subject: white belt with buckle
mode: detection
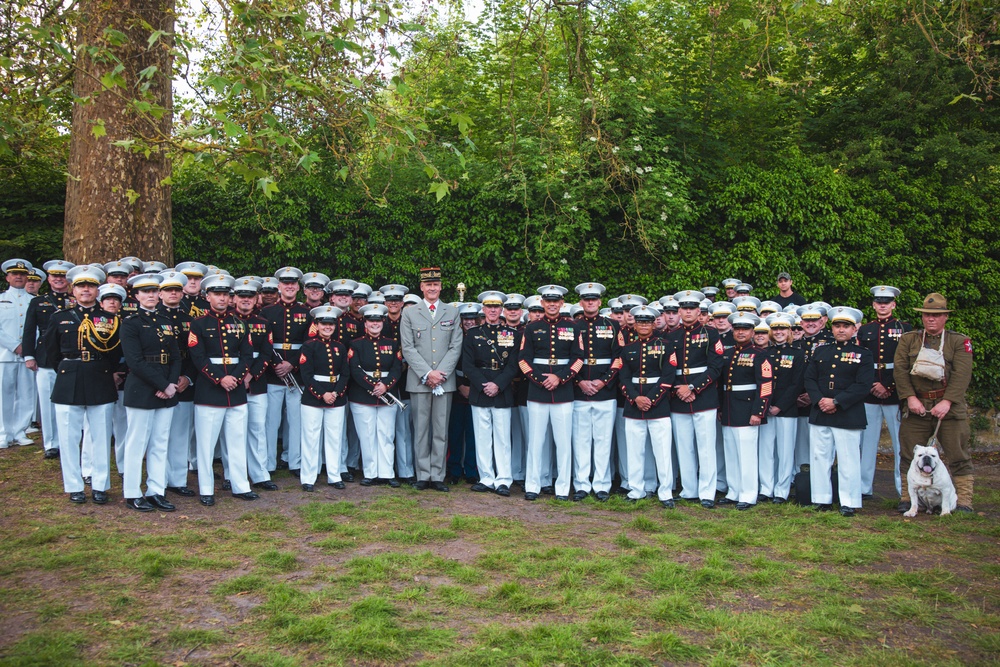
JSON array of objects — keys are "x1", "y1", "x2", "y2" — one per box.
[
  {"x1": 313, "y1": 374, "x2": 338, "y2": 383},
  {"x1": 273, "y1": 343, "x2": 302, "y2": 351},
  {"x1": 209, "y1": 357, "x2": 238, "y2": 364},
  {"x1": 631, "y1": 376, "x2": 660, "y2": 384},
  {"x1": 533, "y1": 358, "x2": 570, "y2": 365},
  {"x1": 364, "y1": 370, "x2": 384, "y2": 378},
  {"x1": 586, "y1": 358, "x2": 613, "y2": 365},
  {"x1": 676, "y1": 366, "x2": 707, "y2": 376},
  {"x1": 876, "y1": 362, "x2": 894, "y2": 369},
  {"x1": 728, "y1": 384, "x2": 756, "y2": 392}
]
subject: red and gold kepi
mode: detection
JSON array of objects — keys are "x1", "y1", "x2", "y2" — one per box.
[{"x1": 419, "y1": 267, "x2": 442, "y2": 283}]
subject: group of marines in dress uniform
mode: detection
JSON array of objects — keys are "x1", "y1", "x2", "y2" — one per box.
[{"x1": 0, "y1": 258, "x2": 976, "y2": 516}]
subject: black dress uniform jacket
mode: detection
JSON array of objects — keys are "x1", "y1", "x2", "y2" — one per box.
[
  {"x1": 462, "y1": 322, "x2": 521, "y2": 408},
  {"x1": 667, "y1": 323, "x2": 725, "y2": 414},
  {"x1": 719, "y1": 343, "x2": 773, "y2": 427},
  {"x1": 795, "y1": 329, "x2": 835, "y2": 417},
  {"x1": 572, "y1": 315, "x2": 623, "y2": 402},
  {"x1": 261, "y1": 300, "x2": 312, "y2": 386},
  {"x1": 44, "y1": 304, "x2": 121, "y2": 405},
  {"x1": 857, "y1": 317, "x2": 911, "y2": 405},
  {"x1": 187, "y1": 311, "x2": 252, "y2": 407},
  {"x1": 22, "y1": 292, "x2": 73, "y2": 368},
  {"x1": 804, "y1": 342, "x2": 875, "y2": 430},
  {"x1": 157, "y1": 304, "x2": 197, "y2": 402},
  {"x1": 238, "y1": 312, "x2": 272, "y2": 395},
  {"x1": 348, "y1": 336, "x2": 403, "y2": 405},
  {"x1": 767, "y1": 342, "x2": 805, "y2": 417},
  {"x1": 510, "y1": 322, "x2": 529, "y2": 408},
  {"x1": 120, "y1": 308, "x2": 182, "y2": 409},
  {"x1": 181, "y1": 293, "x2": 210, "y2": 319},
  {"x1": 299, "y1": 336, "x2": 349, "y2": 408},
  {"x1": 339, "y1": 312, "x2": 364, "y2": 345},
  {"x1": 618, "y1": 336, "x2": 677, "y2": 420},
  {"x1": 518, "y1": 315, "x2": 585, "y2": 404}
]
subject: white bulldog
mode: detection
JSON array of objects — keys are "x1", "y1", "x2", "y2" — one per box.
[{"x1": 904, "y1": 444, "x2": 958, "y2": 517}]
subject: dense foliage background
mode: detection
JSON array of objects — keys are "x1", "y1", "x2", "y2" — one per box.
[{"x1": 2, "y1": 0, "x2": 997, "y2": 404}]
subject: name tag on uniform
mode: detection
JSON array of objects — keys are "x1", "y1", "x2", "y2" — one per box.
[
  {"x1": 497, "y1": 331, "x2": 515, "y2": 347},
  {"x1": 596, "y1": 326, "x2": 614, "y2": 339},
  {"x1": 557, "y1": 327, "x2": 575, "y2": 341},
  {"x1": 840, "y1": 351, "x2": 862, "y2": 364}
]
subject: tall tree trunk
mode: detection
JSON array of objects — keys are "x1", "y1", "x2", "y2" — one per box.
[{"x1": 64, "y1": 0, "x2": 174, "y2": 265}]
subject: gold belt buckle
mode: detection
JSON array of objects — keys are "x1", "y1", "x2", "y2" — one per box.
[
  {"x1": 549, "y1": 357, "x2": 557, "y2": 365},
  {"x1": 639, "y1": 378, "x2": 648, "y2": 385},
  {"x1": 681, "y1": 368, "x2": 690, "y2": 375},
  {"x1": 373, "y1": 371, "x2": 382, "y2": 380},
  {"x1": 281, "y1": 344, "x2": 291, "y2": 350},
  {"x1": 491, "y1": 360, "x2": 499, "y2": 371},
  {"x1": 587, "y1": 358, "x2": 597, "y2": 365},
  {"x1": 829, "y1": 381, "x2": 835, "y2": 390},
  {"x1": 81, "y1": 350, "x2": 91, "y2": 362},
  {"x1": 160, "y1": 353, "x2": 168, "y2": 364}
]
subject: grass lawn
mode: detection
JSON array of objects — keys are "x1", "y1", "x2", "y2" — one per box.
[{"x1": 1, "y1": 442, "x2": 998, "y2": 666}]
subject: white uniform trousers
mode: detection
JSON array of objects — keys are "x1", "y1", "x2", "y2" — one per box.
[
  {"x1": 0, "y1": 361, "x2": 34, "y2": 443},
  {"x1": 122, "y1": 406, "x2": 174, "y2": 498},
  {"x1": 55, "y1": 402, "x2": 113, "y2": 493},
  {"x1": 794, "y1": 415, "x2": 811, "y2": 472},
  {"x1": 809, "y1": 424, "x2": 862, "y2": 508},
  {"x1": 266, "y1": 384, "x2": 301, "y2": 470},
  {"x1": 722, "y1": 425, "x2": 759, "y2": 504},
  {"x1": 671, "y1": 410, "x2": 718, "y2": 501},
  {"x1": 509, "y1": 405, "x2": 527, "y2": 481},
  {"x1": 572, "y1": 399, "x2": 616, "y2": 494},
  {"x1": 394, "y1": 398, "x2": 415, "y2": 478},
  {"x1": 301, "y1": 404, "x2": 346, "y2": 485},
  {"x1": 759, "y1": 416, "x2": 797, "y2": 500},
  {"x1": 166, "y1": 401, "x2": 194, "y2": 487},
  {"x1": 862, "y1": 403, "x2": 902, "y2": 497},
  {"x1": 195, "y1": 404, "x2": 249, "y2": 496},
  {"x1": 525, "y1": 401, "x2": 572, "y2": 495},
  {"x1": 112, "y1": 390, "x2": 127, "y2": 473},
  {"x1": 35, "y1": 367, "x2": 58, "y2": 450},
  {"x1": 351, "y1": 402, "x2": 397, "y2": 480},
  {"x1": 245, "y1": 393, "x2": 270, "y2": 484},
  {"x1": 624, "y1": 417, "x2": 673, "y2": 501},
  {"x1": 471, "y1": 405, "x2": 513, "y2": 489}
]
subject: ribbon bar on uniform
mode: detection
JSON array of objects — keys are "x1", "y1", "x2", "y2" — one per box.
[
  {"x1": 533, "y1": 358, "x2": 570, "y2": 365},
  {"x1": 676, "y1": 366, "x2": 708, "y2": 376}
]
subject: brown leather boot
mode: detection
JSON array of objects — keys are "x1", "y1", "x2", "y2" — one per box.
[{"x1": 953, "y1": 475, "x2": 974, "y2": 512}]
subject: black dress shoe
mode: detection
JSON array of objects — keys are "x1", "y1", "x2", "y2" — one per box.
[
  {"x1": 736, "y1": 502, "x2": 753, "y2": 511},
  {"x1": 92, "y1": 491, "x2": 109, "y2": 504},
  {"x1": 221, "y1": 480, "x2": 232, "y2": 491},
  {"x1": 360, "y1": 478, "x2": 374, "y2": 487},
  {"x1": 445, "y1": 475, "x2": 460, "y2": 485},
  {"x1": 680, "y1": 496, "x2": 699, "y2": 503},
  {"x1": 896, "y1": 501, "x2": 912, "y2": 514},
  {"x1": 44, "y1": 448, "x2": 60, "y2": 459},
  {"x1": 342, "y1": 471, "x2": 355, "y2": 483},
  {"x1": 69, "y1": 491, "x2": 86, "y2": 504},
  {"x1": 413, "y1": 480, "x2": 429, "y2": 490},
  {"x1": 388, "y1": 479, "x2": 401, "y2": 488},
  {"x1": 233, "y1": 491, "x2": 259, "y2": 500},
  {"x1": 496, "y1": 485, "x2": 510, "y2": 497},
  {"x1": 431, "y1": 482, "x2": 450, "y2": 492},
  {"x1": 757, "y1": 494, "x2": 771, "y2": 503},
  {"x1": 661, "y1": 499, "x2": 676, "y2": 509},
  {"x1": 572, "y1": 490, "x2": 589, "y2": 502},
  {"x1": 862, "y1": 493, "x2": 874, "y2": 500},
  {"x1": 595, "y1": 491, "x2": 610, "y2": 502},
  {"x1": 127, "y1": 497, "x2": 155, "y2": 512},
  {"x1": 253, "y1": 481, "x2": 279, "y2": 490},
  {"x1": 815, "y1": 503, "x2": 833, "y2": 512},
  {"x1": 301, "y1": 484, "x2": 315, "y2": 492},
  {"x1": 167, "y1": 486, "x2": 196, "y2": 497},
  {"x1": 470, "y1": 483, "x2": 490, "y2": 493},
  {"x1": 555, "y1": 495, "x2": 569, "y2": 501},
  {"x1": 772, "y1": 497, "x2": 786, "y2": 504},
  {"x1": 524, "y1": 492, "x2": 538, "y2": 501},
  {"x1": 717, "y1": 497, "x2": 736, "y2": 506},
  {"x1": 200, "y1": 495, "x2": 215, "y2": 506},
  {"x1": 289, "y1": 469, "x2": 301, "y2": 478},
  {"x1": 276, "y1": 460, "x2": 289, "y2": 470},
  {"x1": 146, "y1": 495, "x2": 176, "y2": 511},
  {"x1": 625, "y1": 496, "x2": 640, "y2": 503},
  {"x1": 540, "y1": 485, "x2": 555, "y2": 495},
  {"x1": 839, "y1": 505, "x2": 856, "y2": 517},
  {"x1": 329, "y1": 481, "x2": 346, "y2": 490},
  {"x1": 83, "y1": 476, "x2": 92, "y2": 487},
  {"x1": 701, "y1": 500, "x2": 715, "y2": 509}
]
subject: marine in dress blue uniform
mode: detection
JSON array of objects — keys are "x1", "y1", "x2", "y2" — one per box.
[
  {"x1": 757, "y1": 313, "x2": 805, "y2": 503},
  {"x1": 792, "y1": 304, "x2": 835, "y2": 472}
]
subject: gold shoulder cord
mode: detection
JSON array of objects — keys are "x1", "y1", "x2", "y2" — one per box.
[{"x1": 77, "y1": 314, "x2": 121, "y2": 353}]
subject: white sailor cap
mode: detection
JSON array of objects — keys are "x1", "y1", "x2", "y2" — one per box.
[
  {"x1": 2, "y1": 258, "x2": 33, "y2": 274},
  {"x1": 233, "y1": 277, "x2": 262, "y2": 295},
  {"x1": 575, "y1": 282, "x2": 606, "y2": 299},
  {"x1": 128, "y1": 273, "x2": 163, "y2": 290},
  {"x1": 202, "y1": 273, "x2": 235, "y2": 293},
  {"x1": 721, "y1": 278, "x2": 741, "y2": 290},
  {"x1": 402, "y1": 293, "x2": 421, "y2": 306},
  {"x1": 782, "y1": 304, "x2": 799, "y2": 315},
  {"x1": 274, "y1": 266, "x2": 303, "y2": 283},
  {"x1": 302, "y1": 272, "x2": 330, "y2": 289},
  {"x1": 658, "y1": 295, "x2": 680, "y2": 311},
  {"x1": 98, "y1": 284, "x2": 127, "y2": 302},
  {"x1": 758, "y1": 300, "x2": 781, "y2": 315},
  {"x1": 648, "y1": 301, "x2": 664, "y2": 313},
  {"x1": 701, "y1": 286, "x2": 720, "y2": 297},
  {"x1": 728, "y1": 312, "x2": 761, "y2": 328},
  {"x1": 558, "y1": 304, "x2": 572, "y2": 317},
  {"x1": 828, "y1": 306, "x2": 863, "y2": 326},
  {"x1": 504, "y1": 293, "x2": 525, "y2": 308},
  {"x1": 608, "y1": 297, "x2": 623, "y2": 312},
  {"x1": 735, "y1": 282, "x2": 753, "y2": 294},
  {"x1": 379, "y1": 284, "x2": 409, "y2": 301},
  {"x1": 709, "y1": 301, "x2": 736, "y2": 317},
  {"x1": 367, "y1": 291, "x2": 386, "y2": 305},
  {"x1": 27, "y1": 267, "x2": 44, "y2": 282},
  {"x1": 673, "y1": 290, "x2": 704, "y2": 307},
  {"x1": 870, "y1": 285, "x2": 901, "y2": 302},
  {"x1": 797, "y1": 303, "x2": 827, "y2": 320},
  {"x1": 360, "y1": 303, "x2": 389, "y2": 320},
  {"x1": 103, "y1": 260, "x2": 132, "y2": 276},
  {"x1": 732, "y1": 296, "x2": 761, "y2": 313},
  {"x1": 175, "y1": 261, "x2": 209, "y2": 277},
  {"x1": 754, "y1": 319, "x2": 771, "y2": 334},
  {"x1": 119, "y1": 256, "x2": 143, "y2": 273},
  {"x1": 478, "y1": 290, "x2": 507, "y2": 306},
  {"x1": 814, "y1": 301, "x2": 833, "y2": 313},
  {"x1": 630, "y1": 305, "x2": 657, "y2": 322},
  {"x1": 326, "y1": 278, "x2": 358, "y2": 295},
  {"x1": 158, "y1": 271, "x2": 186, "y2": 290},
  {"x1": 619, "y1": 294, "x2": 648, "y2": 309},
  {"x1": 700, "y1": 299, "x2": 711, "y2": 312},
  {"x1": 599, "y1": 307, "x2": 612, "y2": 317},
  {"x1": 143, "y1": 261, "x2": 168, "y2": 273},
  {"x1": 537, "y1": 284, "x2": 569, "y2": 300},
  {"x1": 259, "y1": 277, "x2": 280, "y2": 292},
  {"x1": 42, "y1": 260, "x2": 74, "y2": 275},
  {"x1": 458, "y1": 302, "x2": 482, "y2": 319},
  {"x1": 310, "y1": 305, "x2": 343, "y2": 323},
  {"x1": 353, "y1": 282, "x2": 373, "y2": 298},
  {"x1": 67, "y1": 265, "x2": 105, "y2": 285},
  {"x1": 765, "y1": 313, "x2": 796, "y2": 329},
  {"x1": 569, "y1": 304, "x2": 584, "y2": 317},
  {"x1": 524, "y1": 294, "x2": 544, "y2": 311}
]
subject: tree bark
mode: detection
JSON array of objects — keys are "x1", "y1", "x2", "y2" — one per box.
[{"x1": 64, "y1": 0, "x2": 174, "y2": 265}]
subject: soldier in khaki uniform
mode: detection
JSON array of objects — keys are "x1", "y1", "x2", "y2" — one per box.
[{"x1": 894, "y1": 293, "x2": 974, "y2": 512}]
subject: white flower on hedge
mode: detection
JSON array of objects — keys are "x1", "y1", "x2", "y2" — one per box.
[
  {"x1": 662, "y1": 146, "x2": 670, "y2": 153},
  {"x1": 612, "y1": 146, "x2": 619, "y2": 153},
  {"x1": 666, "y1": 191, "x2": 673, "y2": 197},
  {"x1": 589, "y1": 136, "x2": 597, "y2": 142},
  {"x1": 660, "y1": 212, "x2": 668, "y2": 221},
  {"x1": 672, "y1": 243, "x2": 678, "y2": 251},
  {"x1": 560, "y1": 258, "x2": 568, "y2": 264},
  {"x1": 628, "y1": 75, "x2": 636, "y2": 83},
  {"x1": 633, "y1": 145, "x2": 642, "y2": 151},
  {"x1": 570, "y1": 206, "x2": 578, "y2": 211},
  {"x1": 643, "y1": 106, "x2": 654, "y2": 113},
  {"x1": 563, "y1": 191, "x2": 571, "y2": 199}
]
